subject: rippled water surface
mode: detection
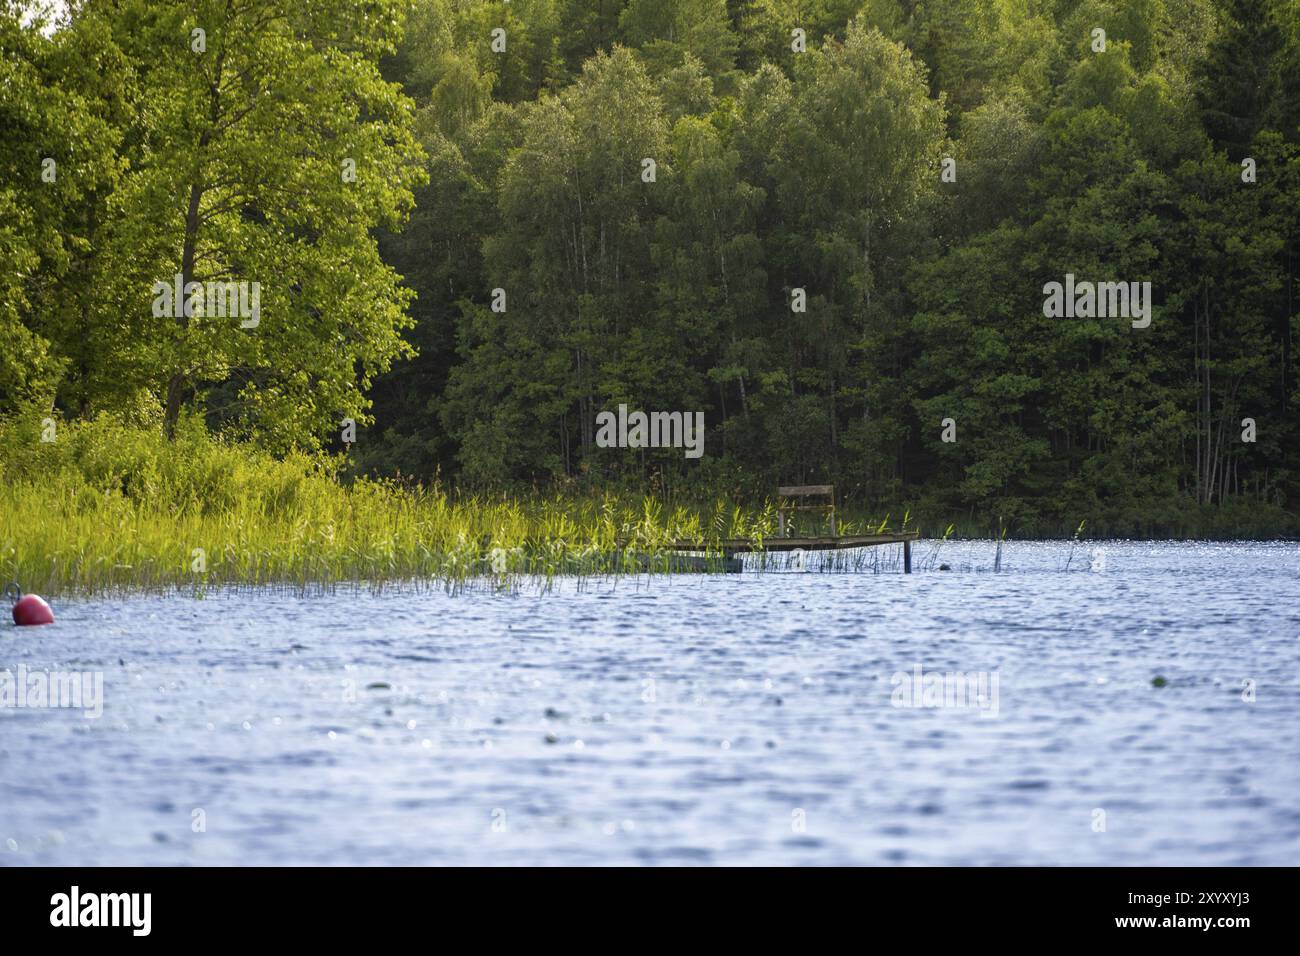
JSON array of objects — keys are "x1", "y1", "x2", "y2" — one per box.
[{"x1": 3, "y1": 540, "x2": 1299, "y2": 865}]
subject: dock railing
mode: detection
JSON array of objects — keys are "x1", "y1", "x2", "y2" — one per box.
[{"x1": 777, "y1": 484, "x2": 836, "y2": 537}]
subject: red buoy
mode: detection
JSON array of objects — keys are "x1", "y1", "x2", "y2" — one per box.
[{"x1": 7, "y1": 584, "x2": 54, "y2": 626}]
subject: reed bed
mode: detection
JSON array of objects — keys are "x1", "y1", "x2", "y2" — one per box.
[
  {"x1": 0, "y1": 415, "x2": 917, "y2": 598},
  {"x1": 0, "y1": 474, "x2": 755, "y2": 598}
]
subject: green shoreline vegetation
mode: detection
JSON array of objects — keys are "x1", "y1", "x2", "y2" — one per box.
[
  {"x1": 1, "y1": 415, "x2": 1292, "y2": 599},
  {"x1": 1, "y1": 414, "x2": 813, "y2": 597},
  {"x1": 3, "y1": 1, "x2": 1298, "y2": 597},
  {"x1": 0, "y1": 415, "x2": 749, "y2": 596}
]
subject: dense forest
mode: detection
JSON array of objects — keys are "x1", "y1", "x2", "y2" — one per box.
[{"x1": 4, "y1": 0, "x2": 1299, "y2": 536}]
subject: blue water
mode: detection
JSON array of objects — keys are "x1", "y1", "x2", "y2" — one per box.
[{"x1": 2, "y1": 540, "x2": 1298, "y2": 865}]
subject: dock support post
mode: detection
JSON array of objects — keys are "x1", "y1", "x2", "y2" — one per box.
[{"x1": 903, "y1": 539, "x2": 912, "y2": 574}]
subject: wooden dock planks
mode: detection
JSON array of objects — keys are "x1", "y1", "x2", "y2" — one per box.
[{"x1": 665, "y1": 531, "x2": 919, "y2": 554}]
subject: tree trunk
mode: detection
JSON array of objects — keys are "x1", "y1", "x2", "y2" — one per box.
[
  {"x1": 163, "y1": 36, "x2": 224, "y2": 438},
  {"x1": 162, "y1": 177, "x2": 207, "y2": 439}
]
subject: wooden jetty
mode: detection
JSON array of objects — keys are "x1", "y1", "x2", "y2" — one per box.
[
  {"x1": 663, "y1": 531, "x2": 920, "y2": 572},
  {"x1": 665, "y1": 487, "x2": 920, "y2": 573}
]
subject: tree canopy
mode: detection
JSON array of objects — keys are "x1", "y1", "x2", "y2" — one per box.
[{"x1": 4, "y1": 0, "x2": 1299, "y2": 534}]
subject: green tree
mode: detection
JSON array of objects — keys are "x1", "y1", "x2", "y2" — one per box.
[
  {"x1": 1194, "y1": 0, "x2": 1290, "y2": 159},
  {"x1": 766, "y1": 17, "x2": 944, "y2": 487},
  {"x1": 0, "y1": 3, "x2": 126, "y2": 415},
  {"x1": 82, "y1": 0, "x2": 426, "y2": 451},
  {"x1": 443, "y1": 47, "x2": 668, "y2": 481}
]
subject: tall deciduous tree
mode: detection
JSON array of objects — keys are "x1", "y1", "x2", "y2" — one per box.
[
  {"x1": 85, "y1": 0, "x2": 426, "y2": 450},
  {"x1": 0, "y1": 2, "x2": 126, "y2": 415}
]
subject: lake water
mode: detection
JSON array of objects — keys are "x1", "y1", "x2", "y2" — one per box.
[{"x1": 2, "y1": 540, "x2": 1298, "y2": 866}]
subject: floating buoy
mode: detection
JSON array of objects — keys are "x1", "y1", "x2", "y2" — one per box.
[{"x1": 6, "y1": 583, "x2": 54, "y2": 626}]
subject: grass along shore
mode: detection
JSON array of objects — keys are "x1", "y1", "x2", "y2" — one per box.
[
  {"x1": 1, "y1": 416, "x2": 922, "y2": 598},
  {"x1": 7, "y1": 414, "x2": 1287, "y2": 600}
]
